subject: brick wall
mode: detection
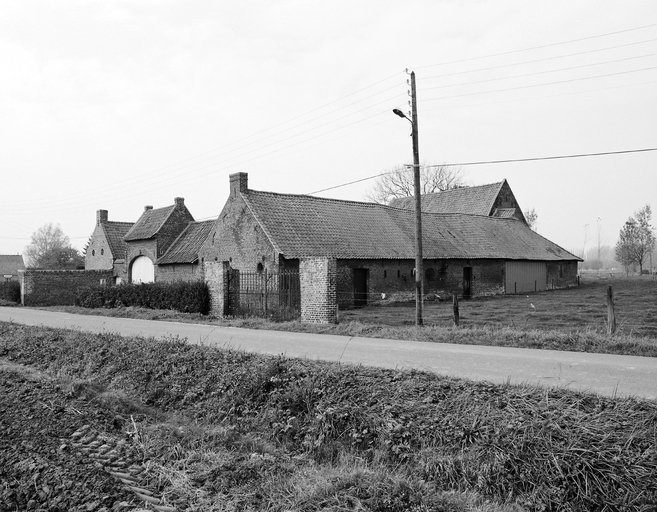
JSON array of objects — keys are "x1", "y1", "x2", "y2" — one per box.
[
  {"x1": 20, "y1": 269, "x2": 113, "y2": 306},
  {"x1": 85, "y1": 225, "x2": 114, "y2": 271},
  {"x1": 199, "y1": 195, "x2": 278, "y2": 274},
  {"x1": 547, "y1": 261, "x2": 579, "y2": 289},
  {"x1": 156, "y1": 263, "x2": 203, "y2": 283},
  {"x1": 155, "y1": 199, "x2": 195, "y2": 259},
  {"x1": 300, "y1": 258, "x2": 337, "y2": 324},
  {"x1": 125, "y1": 240, "x2": 157, "y2": 282},
  {"x1": 336, "y1": 258, "x2": 507, "y2": 307},
  {"x1": 203, "y1": 260, "x2": 233, "y2": 316}
]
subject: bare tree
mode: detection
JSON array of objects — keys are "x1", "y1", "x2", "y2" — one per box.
[
  {"x1": 24, "y1": 223, "x2": 84, "y2": 269},
  {"x1": 524, "y1": 208, "x2": 538, "y2": 231},
  {"x1": 615, "y1": 205, "x2": 655, "y2": 274},
  {"x1": 365, "y1": 163, "x2": 466, "y2": 204}
]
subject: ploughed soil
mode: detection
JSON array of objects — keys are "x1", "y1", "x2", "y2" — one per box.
[{"x1": 0, "y1": 361, "x2": 138, "y2": 512}]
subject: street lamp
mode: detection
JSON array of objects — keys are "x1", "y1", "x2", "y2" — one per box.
[{"x1": 392, "y1": 71, "x2": 423, "y2": 326}]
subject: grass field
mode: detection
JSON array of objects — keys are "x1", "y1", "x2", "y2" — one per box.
[
  {"x1": 340, "y1": 275, "x2": 657, "y2": 337},
  {"x1": 1, "y1": 322, "x2": 656, "y2": 511}
]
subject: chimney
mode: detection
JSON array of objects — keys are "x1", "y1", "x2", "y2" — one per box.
[
  {"x1": 96, "y1": 209, "x2": 108, "y2": 226},
  {"x1": 229, "y1": 172, "x2": 248, "y2": 198},
  {"x1": 144, "y1": 205, "x2": 153, "y2": 212},
  {"x1": 174, "y1": 197, "x2": 184, "y2": 208}
]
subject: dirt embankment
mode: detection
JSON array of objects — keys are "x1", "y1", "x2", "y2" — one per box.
[{"x1": 0, "y1": 361, "x2": 142, "y2": 512}]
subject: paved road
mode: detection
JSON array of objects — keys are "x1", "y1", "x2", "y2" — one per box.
[{"x1": 1, "y1": 307, "x2": 655, "y2": 400}]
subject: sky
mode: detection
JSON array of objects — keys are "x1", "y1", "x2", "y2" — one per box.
[{"x1": 1, "y1": 1, "x2": 656, "y2": 260}]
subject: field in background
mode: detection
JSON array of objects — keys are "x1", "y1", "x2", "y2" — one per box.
[{"x1": 339, "y1": 275, "x2": 657, "y2": 337}]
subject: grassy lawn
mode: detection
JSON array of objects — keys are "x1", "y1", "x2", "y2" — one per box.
[{"x1": 340, "y1": 274, "x2": 657, "y2": 337}]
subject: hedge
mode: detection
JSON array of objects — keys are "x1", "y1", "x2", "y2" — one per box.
[
  {"x1": 0, "y1": 281, "x2": 20, "y2": 303},
  {"x1": 75, "y1": 280, "x2": 211, "y2": 315}
]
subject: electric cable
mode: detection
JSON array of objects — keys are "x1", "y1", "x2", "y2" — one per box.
[{"x1": 307, "y1": 148, "x2": 657, "y2": 195}]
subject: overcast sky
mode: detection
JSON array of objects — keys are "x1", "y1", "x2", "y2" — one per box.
[{"x1": 1, "y1": 1, "x2": 656, "y2": 259}]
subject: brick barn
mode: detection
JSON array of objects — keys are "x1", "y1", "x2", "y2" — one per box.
[{"x1": 200, "y1": 173, "x2": 580, "y2": 321}]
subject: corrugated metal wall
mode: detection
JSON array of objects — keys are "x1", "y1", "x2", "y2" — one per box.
[{"x1": 505, "y1": 261, "x2": 547, "y2": 294}]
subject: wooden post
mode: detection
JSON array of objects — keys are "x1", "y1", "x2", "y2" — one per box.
[
  {"x1": 453, "y1": 293, "x2": 460, "y2": 327},
  {"x1": 607, "y1": 285, "x2": 616, "y2": 335}
]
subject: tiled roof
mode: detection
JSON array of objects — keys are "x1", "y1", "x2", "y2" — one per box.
[
  {"x1": 102, "y1": 221, "x2": 133, "y2": 259},
  {"x1": 124, "y1": 205, "x2": 176, "y2": 241},
  {"x1": 0, "y1": 255, "x2": 25, "y2": 275},
  {"x1": 389, "y1": 181, "x2": 505, "y2": 215},
  {"x1": 157, "y1": 220, "x2": 215, "y2": 264},
  {"x1": 241, "y1": 190, "x2": 580, "y2": 261}
]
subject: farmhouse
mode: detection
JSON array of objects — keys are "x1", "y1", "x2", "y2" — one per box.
[
  {"x1": 0, "y1": 255, "x2": 25, "y2": 282},
  {"x1": 86, "y1": 198, "x2": 211, "y2": 284},
  {"x1": 200, "y1": 173, "x2": 580, "y2": 321},
  {"x1": 390, "y1": 179, "x2": 527, "y2": 223},
  {"x1": 84, "y1": 210, "x2": 133, "y2": 284}
]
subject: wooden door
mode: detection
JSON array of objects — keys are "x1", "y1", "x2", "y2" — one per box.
[
  {"x1": 463, "y1": 267, "x2": 472, "y2": 299},
  {"x1": 354, "y1": 269, "x2": 368, "y2": 307}
]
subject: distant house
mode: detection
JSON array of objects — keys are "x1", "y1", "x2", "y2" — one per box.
[
  {"x1": 390, "y1": 179, "x2": 527, "y2": 224},
  {"x1": 85, "y1": 210, "x2": 133, "y2": 284},
  {"x1": 0, "y1": 255, "x2": 26, "y2": 282},
  {"x1": 200, "y1": 173, "x2": 580, "y2": 315},
  {"x1": 123, "y1": 198, "x2": 195, "y2": 283},
  {"x1": 156, "y1": 220, "x2": 215, "y2": 282}
]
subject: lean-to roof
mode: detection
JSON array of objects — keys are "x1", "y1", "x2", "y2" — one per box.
[{"x1": 157, "y1": 220, "x2": 214, "y2": 264}]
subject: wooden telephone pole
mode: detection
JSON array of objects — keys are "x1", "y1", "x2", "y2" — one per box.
[
  {"x1": 410, "y1": 71, "x2": 423, "y2": 326},
  {"x1": 393, "y1": 70, "x2": 423, "y2": 326}
]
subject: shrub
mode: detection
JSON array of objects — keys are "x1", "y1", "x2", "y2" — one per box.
[
  {"x1": 75, "y1": 281, "x2": 211, "y2": 315},
  {"x1": 0, "y1": 281, "x2": 20, "y2": 303}
]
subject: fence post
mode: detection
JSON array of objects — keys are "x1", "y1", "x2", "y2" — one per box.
[
  {"x1": 263, "y1": 268, "x2": 268, "y2": 317},
  {"x1": 453, "y1": 293, "x2": 460, "y2": 327},
  {"x1": 607, "y1": 285, "x2": 616, "y2": 335}
]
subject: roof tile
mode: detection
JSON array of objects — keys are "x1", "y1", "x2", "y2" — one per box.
[
  {"x1": 157, "y1": 220, "x2": 214, "y2": 264},
  {"x1": 242, "y1": 190, "x2": 579, "y2": 261},
  {"x1": 124, "y1": 206, "x2": 175, "y2": 241},
  {"x1": 389, "y1": 181, "x2": 504, "y2": 215}
]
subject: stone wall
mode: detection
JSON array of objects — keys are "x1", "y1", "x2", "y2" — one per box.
[
  {"x1": 300, "y1": 258, "x2": 337, "y2": 324},
  {"x1": 20, "y1": 269, "x2": 113, "y2": 306}
]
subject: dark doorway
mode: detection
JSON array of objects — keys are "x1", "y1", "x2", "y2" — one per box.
[
  {"x1": 463, "y1": 267, "x2": 472, "y2": 299},
  {"x1": 354, "y1": 268, "x2": 368, "y2": 307}
]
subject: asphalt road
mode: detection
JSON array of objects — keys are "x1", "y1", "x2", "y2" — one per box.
[{"x1": 1, "y1": 307, "x2": 655, "y2": 400}]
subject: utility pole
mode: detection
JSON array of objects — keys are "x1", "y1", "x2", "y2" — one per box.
[
  {"x1": 410, "y1": 71, "x2": 423, "y2": 326},
  {"x1": 392, "y1": 70, "x2": 423, "y2": 326}
]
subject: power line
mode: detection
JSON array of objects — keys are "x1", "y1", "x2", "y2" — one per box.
[
  {"x1": 307, "y1": 148, "x2": 657, "y2": 195},
  {"x1": 414, "y1": 23, "x2": 657, "y2": 70},
  {"x1": 422, "y1": 53, "x2": 657, "y2": 91},
  {"x1": 421, "y1": 38, "x2": 657, "y2": 81},
  {"x1": 422, "y1": 66, "x2": 657, "y2": 102}
]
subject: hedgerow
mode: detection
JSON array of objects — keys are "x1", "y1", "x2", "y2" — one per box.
[
  {"x1": 1, "y1": 322, "x2": 655, "y2": 511},
  {"x1": 75, "y1": 281, "x2": 210, "y2": 315},
  {"x1": 0, "y1": 281, "x2": 20, "y2": 303}
]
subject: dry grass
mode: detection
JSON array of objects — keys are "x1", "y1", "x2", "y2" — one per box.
[
  {"x1": 1, "y1": 322, "x2": 655, "y2": 511},
  {"x1": 36, "y1": 275, "x2": 657, "y2": 357}
]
